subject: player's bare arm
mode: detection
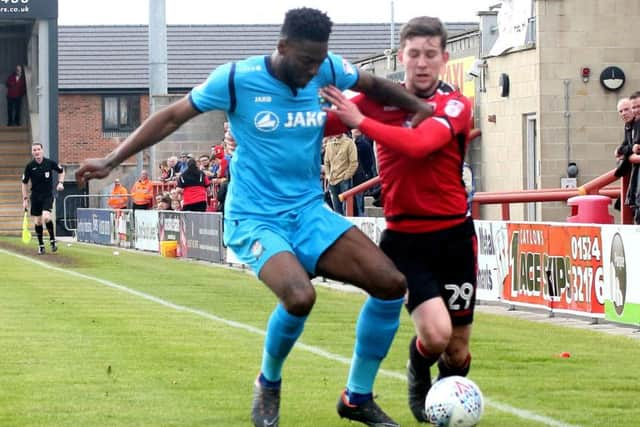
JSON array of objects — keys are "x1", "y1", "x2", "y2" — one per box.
[
  {"x1": 56, "y1": 168, "x2": 65, "y2": 192},
  {"x1": 21, "y1": 182, "x2": 29, "y2": 210},
  {"x1": 75, "y1": 97, "x2": 200, "y2": 185},
  {"x1": 353, "y1": 71, "x2": 433, "y2": 127}
]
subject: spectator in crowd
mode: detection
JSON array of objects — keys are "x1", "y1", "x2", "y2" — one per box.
[
  {"x1": 74, "y1": 7, "x2": 432, "y2": 426},
  {"x1": 615, "y1": 97, "x2": 635, "y2": 163},
  {"x1": 108, "y1": 178, "x2": 129, "y2": 209},
  {"x1": 211, "y1": 145, "x2": 229, "y2": 181},
  {"x1": 167, "y1": 156, "x2": 180, "y2": 180},
  {"x1": 320, "y1": 15, "x2": 477, "y2": 423},
  {"x1": 6, "y1": 64, "x2": 26, "y2": 126},
  {"x1": 626, "y1": 92, "x2": 640, "y2": 223},
  {"x1": 130, "y1": 169, "x2": 154, "y2": 210},
  {"x1": 613, "y1": 97, "x2": 635, "y2": 210},
  {"x1": 324, "y1": 133, "x2": 358, "y2": 215},
  {"x1": 199, "y1": 154, "x2": 215, "y2": 178},
  {"x1": 210, "y1": 144, "x2": 229, "y2": 212},
  {"x1": 177, "y1": 153, "x2": 190, "y2": 174},
  {"x1": 224, "y1": 130, "x2": 236, "y2": 157},
  {"x1": 169, "y1": 187, "x2": 182, "y2": 209},
  {"x1": 159, "y1": 160, "x2": 173, "y2": 182},
  {"x1": 351, "y1": 129, "x2": 376, "y2": 216},
  {"x1": 177, "y1": 158, "x2": 210, "y2": 212},
  {"x1": 155, "y1": 192, "x2": 172, "y2": 210}
]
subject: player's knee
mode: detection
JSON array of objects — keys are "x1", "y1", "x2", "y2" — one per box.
[
  {"x1": 446, "y1": 344, "x2": 470, "y2": 367},
  {"x1": 418, "y1": 328, "x2": 450, "y2": 354},
  {"x1": 373, "y1": 269, "x2": 406, "y2": 300},
  {"x1": 282, "y1": 285, "x2": 316, "y2": 316}
]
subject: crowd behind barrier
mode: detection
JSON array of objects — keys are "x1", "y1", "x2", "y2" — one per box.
[{"x1": 76, "y1": 208, "x2": 640, "y2": 328}]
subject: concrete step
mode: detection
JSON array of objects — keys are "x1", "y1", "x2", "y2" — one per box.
[
  {"x1": 0, "y1": 207, "x2": 24, "y2": 216},
  {"x1": 3, "y1": 153, "x2": 31, "y2": 165},
  {"x1": 0, "y1": 126, "x2": 29, "y2": 143},
  {"x1": 0, "y1": 143, "x2": 29, "y2": 154},
  {"x1": 0, "y1": 195, "x2": 21, "y2": 204},
  {"x1": 0, "y1": 167, "x2": 24, "y2": 178},
  {"x1": 0, "y1": 181, "x2": 21, "y2": 189}
]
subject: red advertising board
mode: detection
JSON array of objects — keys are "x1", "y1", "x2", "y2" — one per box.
[{"x1": 503, "y1": 223, "x2": 604, "y2": 315}]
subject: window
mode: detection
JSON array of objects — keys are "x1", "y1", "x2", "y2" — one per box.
[{"x1": 102, "y1": 95, "x2": 140, "y2": 133}]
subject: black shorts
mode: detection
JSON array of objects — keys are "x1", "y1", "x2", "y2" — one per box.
[
  {"x1": 30, "y1": 194, "x2": 53, "y2": 217},
  {"x1": 379, "y1": 218, "x2": 478, "y2": 326}
]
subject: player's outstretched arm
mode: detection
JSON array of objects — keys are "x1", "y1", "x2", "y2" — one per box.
[
  {"x1": 352, "y1": 71, "x2": 433, "y2": 127},
  {"x1": 320, "y1": 86, "x2": 452, "y2": 158},
  {"x1": 75, "y1": 97, "x2": 200, "y2": 185}
]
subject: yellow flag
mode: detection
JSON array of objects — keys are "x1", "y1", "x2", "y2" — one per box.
[{"x1": 22, "y1": 210, "x2": 31, "y2": 244}]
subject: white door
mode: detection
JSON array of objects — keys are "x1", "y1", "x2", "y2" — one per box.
[{"x1": 524, "y1": 114, "x2": 538, "y2": 220}]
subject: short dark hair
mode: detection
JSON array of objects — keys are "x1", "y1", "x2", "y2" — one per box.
[
  {"x1": 629, "y1": 91, "x2": 640, "y2": 100},
  {"x1": 32, "y1": 142, "x2": 43, "y2": 149},
  {"x1": 281, "y1": 7, "x2": 332, "y2": 42},
  {"x1": 399, "y1": 16, "x2": 448, "y2": 51}
]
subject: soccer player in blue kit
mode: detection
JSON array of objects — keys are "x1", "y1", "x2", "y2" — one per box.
[{"x1": 76, "y1": 8, "x2": 432, "y2": 427}]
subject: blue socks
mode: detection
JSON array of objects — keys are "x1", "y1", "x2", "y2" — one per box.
[
  {"x1": 346, "y1": 296, "x2": 403, "y2": 397},
  {"x1": 261, "y1": 304, "x2": 307, "y2": 383}
]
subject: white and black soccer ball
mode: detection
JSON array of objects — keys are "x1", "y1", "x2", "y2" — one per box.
[{"x1": 424, "y1": 376, "x2": 484, "y2": 426}]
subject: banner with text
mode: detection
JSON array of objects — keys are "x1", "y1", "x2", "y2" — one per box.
[
  {"x1": 601, "y1": 225, "x2": 640, "y2": 325},
  {"x1": 475, "y1": 220, "x2": 507, "y2": 301},
  {"x1": 76, "y1": 208, "x2": 112, "y2": 245},
  {"x1": 0, "y1": 0, "x2": 57, "y2": 19},
  {"x1": 134, "y1": 210, "x2": 159, "y2": 252},
  {"x1": 181, "y1": 212, "x2": 224, "y2": 263},
  {"x1": 504, "y1": 223, "x2": 604, "y2": 316}
]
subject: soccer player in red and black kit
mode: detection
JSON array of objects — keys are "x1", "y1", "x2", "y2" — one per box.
[
  {"x1": 22, "y1": 143, "x2": 65, "y2": 255},
  {"x1": 321, "y1": 16, "x2": 478, "y2": 423}
]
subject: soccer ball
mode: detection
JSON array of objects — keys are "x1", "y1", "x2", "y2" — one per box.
[{"x1": 424, "y1": 376, "x2": 484, "y2": 426}]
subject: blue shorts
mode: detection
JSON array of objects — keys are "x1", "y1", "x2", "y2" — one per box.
[{"x1": 223, "y1": 200, "x2": 353, "y2": 276}]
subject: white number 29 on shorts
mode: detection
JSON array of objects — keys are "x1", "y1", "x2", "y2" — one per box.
[{"x1": 444, "y1": 283, "x2": 474, "y2": 310}]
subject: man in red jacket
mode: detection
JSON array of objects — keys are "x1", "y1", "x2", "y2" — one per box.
[
  {"x1": 321, "y1": 16, "x2": 477, "y2": 423},
  {"x1": 6, "y1": 64, "x2": 26, "y2": 126}
]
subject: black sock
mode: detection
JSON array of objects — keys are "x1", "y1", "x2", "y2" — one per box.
[
  {"x1": 437, "y1": 353, "x2": 471, "y2": 380},
  {"x1": 45, "y1": 221, "x2": 55, "y2": 242},
  {"x1": 35, "y1": 224, "x2": 44, "y2": 246},
  {"x1": 409, "y1": 335, "x2": 440, "y2": 380}
]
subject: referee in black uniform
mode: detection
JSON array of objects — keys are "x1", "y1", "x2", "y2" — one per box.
[{"x1": 21, "y1": 143, "x2": 65, "y2": 254}]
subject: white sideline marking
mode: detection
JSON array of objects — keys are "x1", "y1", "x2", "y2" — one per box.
[{"x1": 1, "y1": 247, "x2": 582, "y2": 427}]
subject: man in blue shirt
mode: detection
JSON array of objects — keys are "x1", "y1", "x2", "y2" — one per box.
[{"x1": 76, "y1": 8, "x2": 431, "y2": 427}]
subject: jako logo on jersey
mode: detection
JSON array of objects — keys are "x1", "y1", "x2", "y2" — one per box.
[
  {"x1": 254, "y1": 96, "x2": 272, "y2": 103},
  {"x1": 284, "y1": 111, "x2": 326, "y2": 128},
  {"x1": 254, "y1": 111, "x2": 279, "y2": 132}
]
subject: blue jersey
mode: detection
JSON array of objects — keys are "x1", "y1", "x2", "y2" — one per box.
[{"x1": 189, "y1": 53, "x2": 359, "y2": 218}]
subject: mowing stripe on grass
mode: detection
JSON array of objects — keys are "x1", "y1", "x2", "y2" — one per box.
[{"x1": 1, "y1": 247, "x2": 582, "y2": 427}]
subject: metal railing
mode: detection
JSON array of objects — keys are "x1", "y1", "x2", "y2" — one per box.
[
  {"x1": 338, "y1": 154, "x2": 640, "y2": 224},
  {"x1": 63, "y1": 194, "x2": 115, "y2": 232}
]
